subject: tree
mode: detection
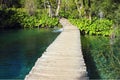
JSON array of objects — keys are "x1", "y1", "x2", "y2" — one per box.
[
  {"x1": 25, "y1": 0, "x2": 37, "y2": 15},
  {"x1": 0, "y1": 0, "x2": 10, "y2": 8},
  {"x1": 0, "y1": 0, "x2": 24, "y2": 9},
  {"x1": 55, "y1": 0, "x2": 61, "y2": 16},
  {"x1": 47, "y1": 1, "x2": 53, "y2": 17},
  {"x1": 75, "y1": 0, "x2": 85, "y2": 18},
  {"x1": 75, "y1": 0, "x2": 91, "y2": 20}
]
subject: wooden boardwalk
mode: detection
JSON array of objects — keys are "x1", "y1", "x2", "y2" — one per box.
[{"x1": 25, "y1": 18, "x2": 88, "y2": 80}]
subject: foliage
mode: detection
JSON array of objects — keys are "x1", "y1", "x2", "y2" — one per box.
[
  {"x1": 24, "y1": 0, "x2": 37, "y2": 15},
  {"x1": 82, "y1": 35, "x2": 120, "y2": 79},
  {"x1": 0, "y1": 8, "x2": 19, "y2": 29},
  {"x1": 59, "y1": 10, "x2": 79, "y2": 19},
  {"x1": 0, "y1": 8, "x2": 59, "y2": 29},
  {"x1": 69, "y1": 18, "x2": 113, "y2": 36}
]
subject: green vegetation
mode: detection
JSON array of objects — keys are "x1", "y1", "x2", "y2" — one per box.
[
  {"x1": 0, "y1": 29, "x2": 60, "y2": 79},
  {"x1": 0, "y1": 8, "x2": 59, "y2": 29},
  {"x1": 82, "y1": 35, "x2": 120, "y2": 79},
  {"x1": 1, "y1": 0, "x2": 120, "y2": 33},
  {"x1": 69, "y1": 18, "x2": 113, "y2": 36},
  {"x1": 0, "y1": 0, "x2": 61, "y2": 29},
  {"x1": 1, "y1": 0, "x2": 120, "y2": 79}
]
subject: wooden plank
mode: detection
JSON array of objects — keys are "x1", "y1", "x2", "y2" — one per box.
[{"x1": 25, "y1": 18, "x2": 88, "y2": 80}]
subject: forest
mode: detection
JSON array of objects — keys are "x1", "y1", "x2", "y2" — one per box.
[
  {"x1": 0, "y1": 0, "x2": 120, "y2": 36},
  {"x1": 0, "y1": 0, "x2": 120, "y2": 79}
]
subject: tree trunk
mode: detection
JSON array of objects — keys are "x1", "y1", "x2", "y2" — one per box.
[
  {"x1": 25, "y1": 0, "x2": 36, "y2": 16},
  {"x1": 1, "y1": 0, "x2": 7, "y2": 9},
  {"x1": 55, "y1": 0, "x2": 61, "y2": 17},
  {"x1": 44, "y1": 0, "x2": 47, "y2": 10},
  {"x1": 75, "y1": 0, "x2": 84, "y2": 18},
  {"x1": 0, "y1": 0, "x2": 2, "y2": 8},
  {"x1": 88, "y1": 0, "x2": 91, "y2": 20},
  {"x1": 48, "y1": 1, "x2": 53, "y2": 18},
  {"x1": 83, "y1": 0, "x2": 85, "y2": 6},
  {"x1": 75, "y1": 0, "x2": 80, "y2": 17}
]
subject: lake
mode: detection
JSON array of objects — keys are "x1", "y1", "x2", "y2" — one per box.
[
  {"x1": 81, "y1": 35, "x2": 120, "y2": 79},
  {"x1": 0, "y1": 29, "x2": 60, "y2": 79}
]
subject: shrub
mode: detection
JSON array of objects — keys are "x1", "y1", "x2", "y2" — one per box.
[
  {"x1": 69, "y1": 18, "x2": 113, "y2": 36},
  {"x1": 0, "y1": 8, "x2": 59, "y2": 29}
]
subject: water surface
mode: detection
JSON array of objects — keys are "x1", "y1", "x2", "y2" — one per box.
[
  {"x1": 81, "y1": 35, "x2": 120, "y2": 79},
  {"x1": 0, "y1": 29, "x2": 60, "y2": 79}
]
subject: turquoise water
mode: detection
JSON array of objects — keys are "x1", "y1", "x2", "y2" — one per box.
[
  {"x1": 81, "y1": 35, "x2": 120, "y2": 79},
  {"x1": 0, "y1": 29, "x2": 60, "y2": 79}
]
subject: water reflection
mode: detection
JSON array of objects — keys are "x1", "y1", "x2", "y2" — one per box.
[
  {"x1": 0, "y1": 29, "x2": 60, "y2": 79},
  {"x1": 81, "y1": 35, "x2": 120, "y2": 79}
]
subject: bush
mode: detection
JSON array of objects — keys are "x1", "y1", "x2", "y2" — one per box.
[
  {"x1": 0, "y1": 8, "x2": 59, "y2": 29},
  {"x1": 59, "y1": 10, "x2": 79, "y2": 19},
  {"x1": 37, "y1": 14, "x2": 59, "y2": 28},
  {"x1": 0, "y1": 9, "x2": 19, "y2": 29},
  {"x1": 69, "y1": 18, "x2": 113, "y2": 36}
]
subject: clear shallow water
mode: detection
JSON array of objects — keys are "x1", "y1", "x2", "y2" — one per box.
[
  {"x1": 81, "y1": 35, "x2": 120, "y2": 79},
  {"x1": 0, "y1": 29, "x2": 60, "y2": 79}
]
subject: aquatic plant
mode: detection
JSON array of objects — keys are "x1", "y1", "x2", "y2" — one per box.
[{"x1": 82, "y1": 35, "x2": 120, "y2": 79}]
